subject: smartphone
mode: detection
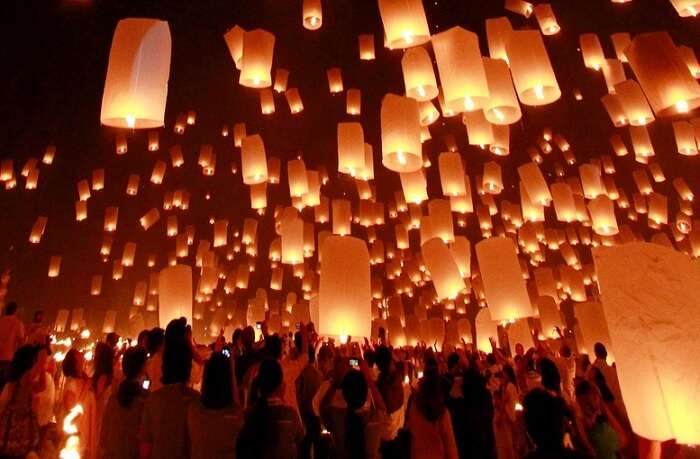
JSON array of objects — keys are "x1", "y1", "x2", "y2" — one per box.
[
  {"x1": 349, "y1": 358, "x2": 359, "y2": 368},
  {"x1": 295, "y1": 322, "x2": 301, "y2": 330},
  {"x1": 256, "y1": 322, "x2": 262, "y2": 330},
  {"x1": 222, "y1": 348, "x2": 231, "y2": 358},
  {"x1": 142, "y1": 379, "x2": 151, "y2": 390}
]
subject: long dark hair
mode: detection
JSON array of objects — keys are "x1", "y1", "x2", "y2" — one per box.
[
  {"x1": 341, "y1": 369, "x2": 368, "y2": 459},
  {"x1": 62, "y1": 349, "x2": 84, "y2": 379},
  {"x1": 201, "y1": 352, "x2": 233, "y2": 410},
  {"x1": 7, "y1": 345, "x2": 37, "y2": 383},
  {"x1": 415, "y1": 368, "x2": 446, "y2": 422},
  {"x1": 92, "y1": 341, "x2": 115, "y2": 393},
  {"x1": 117, "y1": 347, "x2": 147, "y2": 408},
  {"x1": 237, "y1": 359, "x2": 283, "y2": 457}
]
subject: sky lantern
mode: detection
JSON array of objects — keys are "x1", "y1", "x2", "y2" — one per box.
[
  {"x1": 485, "y1": 17, "x2": 512, "y2": 63},
  {"x1": 579, "y1": 33, "x2": 605, "y2": 71},
  {"x1": 518, "y1": 162, "x2": 552, "y2": 206},
  {"x1": 476, "y1": 237, "x2": 535, "y2": 321},
  {"x1": 337, "y1": 122, "x2": 365, "y2": 175},
  {"x1": 677, "y1": 45, "x2": 700, "y2": 78},
  {"x1": 475, "y1": 307, "x2": 498, "y2": 353},
  {"x1": 140, "y1": 208, "x2": 160, "y2": 230},
  {"x1": 450, "y1": 236, "x2": 471, "y2": 278},
  {"x1": 629, "y1": 125, "x2": 655, "y2": 158},
  {"x1": 159, "y1": 264, "x2": 192, "y2": 327},
  {"x1": 381, "y1": 94, "x2": 422, "y2": 172},
  {"x1": 346, "y1": 88, "x2": 361, "y2": 115},
  {"x1": 550, "y1": 182, "x2": 577, "y2": 222},
  {"x1": 302, "y1": 0, "x2": 322, "y2": 29},
  {"x1": 432, "y1": 27, "x2": 490, "y2": 112},
  {"x1": 625, "y1": 32, "x2": 700, "y2": 116},
  {"x1": 589, "y1": 195, "x2": 619, "y2": 235},
  {"x1": 673, "y1": 121, "x2": 699, "y2": 155},
  {"x1": 610, "y1": 32, "x2": 632, "y2": 62},
  {"x1": 400, "y1": 169, "x2": 428, "y2": 204},
  {"x1": 536, "y1": 296, "x2": 563, "y2": 339},
  {"x1": 483, "y1": 161, "x2": 503, "y2": 194},
  {"x1": 75, "y1": 200, "x2": 87, "y2": 222},
  {"x1": 505, "y1": 0, "x2": 533, "y2": 17},
  {"x1": 602, "y1": 59, "x2": 626, "y2": 94},
  {"x1": 259, "y1": 89, "x2": 275, "y2": 114},
  {"x1": 421, "y1": 237, "x2": 465, "y2": 300},
  {"x1": 241, "y1": 134, "x2": 268, "y2": 185},
  {"x1": 121, "y1": 242, "x2": 137, "y2": 267},
  {"x1": 533, "y1": 4, "x2": 560, "y2": 35},
  {"x1": 669, "y1": 0, "x2": 700, "y2": 16},
  {"x1": 463, "y1": 111, "x2": 494, "y2": 146},
  {"x1": 600, "y1": 94, "x2": 629, "y2": 127},
  {"x1": 319, "y1": 236, "x2": 371, "y2": 339},
  {"x1": 428, "y1": 199, "x2": 454, "y2": 243},
  {"x1": 100, "y1": 19, "x2": 171, "y2": 128},
  {"x1": 239, "y1": 29, "x2": 275, "y2": 88},
  {"x1": 614, "y1": 80, "x2": 655, "y2": 126},
  {"x1": 326, "y1": 67, "x2": 343, "y2": 93},
  {"x1": 287, "y1": 159, "x2": 308, "y2": 198},
  {"x1": 483, "y1": 57, "x2": 522, "y2": 125},
  {"x1": 47, "y1": 256, "x2": 61, "y2": 278},
  {"x1": 505, "y1": 30, "x2": 560, "y2": 105},
  {"x1": 401, "y1": 47, "x2": 438, "y2": 101},
  {"x1": 285, "y1": 88, "x2": 304, "y2": 113},
  {"x1": 223, "y1": 25, "x2": 245, "y2": 69},
  {"x1": 332, "y1": 199, "x2": 352, "y2": 235},
  {"x1": 358, "y1": 34, "x2": 375, "y2": 60},
  {"x1": 490, "y1": 124, "x2": 510, "y2": 156},
  {"x1": 377, "y1": 0, "x2": 430, "y2": 49},
  {"x1": 281, "y1": 213, "x2": 304, "y2": 265},
  {"x1": 438, "y1": 152, "x2": 466, "y2": 197}
]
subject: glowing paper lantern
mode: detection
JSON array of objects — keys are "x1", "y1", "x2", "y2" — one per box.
[
  {"x1": 476, "y1": 237, "x2": 535, "y2": 321},
  {"x1": 432, "y1": 27, "x2": 489, "y2": 112},
  {"x1": 518, "y1": 162, "x2": 551, "y2": 206},
  {"x1": 302, "y1": 0, "x2": 322, "y2": 29},
  {"x1": 401, "y1": 47, "x2": 438, "y2": 101},
  {"x1": 260, "y1": 89, "x2": 275, "y2": 114},
  {"x1": 505, "y1": 30, "x2": 561, "y2": 105},
  {"x1": 241, "y1": 135, "x2": 268, "y2": 185},
  {"x1": 485, "y1": 17, "x2": 512, "y2": 63},
  {"x1": 159, "y1": 264, "x2": 192, "y2": 326},
  {"x1": 483, "y1": 58, "x2": 522, "y2": 125},
  {"x1": 358, "y1": 34, "x2": 375, "y2": 60},
  {"x1": 281, "y1": 214, "x2": 304, "y2": 265},
  {"x1": 380, "y1": 94, "x2": 422, "y2": 172},
  {"x1": 505, "y1": 0, "x2": 533, "y2": 17},
  {"x1": 421, "y1": 237, "x2": 465, "y2": 300},
  {"x1": 400, "y1": 169, "x2": 428, "y2": 204},
  {"x1": 48, "y1": 256, "x2": 61, "y2": 278},
  {"x1": 475, "y1": 307, "x2": 498, "y2": 353},
  {"x1": 223, "y1": 25, "x2": 245, "y2": 69},
  {"x1": 533, "y1": 4, "x2": 560, "y2": 35},
  {"x1": 579, "y1": 33, "x2": 605, "y2": 71},
  {"x1": 285, "y1": 88, "x2": 304, "y2": 113},
  {"x1": 337, "y1": 122, "x2": 365, "y2": 175},
  {"x1": 629, "y1": 125, "x2": 655, "y2": 158},
  {"x1": 673, "y1": 121, "x2": 698, "y2": 155},
  {"x1": 319, "y1": 236, "x2": 371, "y2": 338},
  {"x1": 377, "y1": 0, "x2": 430, "y2": 49},
  {"x1": 140, "y1": 208, "x2": 160, "y2": 230},
  {"x1": 332, "y1": 199, "x2": 352, "y2": 235},
  {"x1": 346, "y1": 88, "x2": 361, "y2": 115},
  {"x1": 239, "y1": 29, "x2": 275, "y2": 88},
  {"x1": 483, "y1": 161, "x2": 503, "y2": 194},
  {"x1": 100, "y1": 19, "x2": 171, "y2": 128},
  {"x1": 438, "y1": 152, "x2": 466, "y2": 197},
  {"x1": 625, "y1": 32, "x2": 700, "y2": 116}
]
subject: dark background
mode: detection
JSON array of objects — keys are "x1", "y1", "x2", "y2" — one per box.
[{"x1": 1, "y1": 0, "x2": 699, "y2": 335}]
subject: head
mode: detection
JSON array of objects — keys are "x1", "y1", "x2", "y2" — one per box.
[
  {"x1": 539, "y1": 358, "x2": 561, "y2": 393},
  {"x1": 256, "y1": 358, "x2": 284, "y2": 400},
  {"x1": 375, "y1": 345, "x2": 392, "y2": 374},
  {"x1": 7, "y1": 345, "x2": 38, "y2": 384},
  {"x1": 341, "y1": 369, "x2": 368, "y2": 410},
  {"x1": 146, "y1": 328, "x2": 165, "y2": 355},
  {"x1": 105, "y1": 332, "x2": 120, "y2": 348},
  {"x1": 4, "y1": 302, "x2": 17, "y2": 316},
  {"x1": 559, "y1": 343, "x2": 572, "y2": 359},
  {"x1": 447, "y1": 353, "x2": 461, "y2": 375},
  {"x1": 161, "y1": 341, "x2": 192, "y2": 385},
  {"x1": 232, "y1": 328, "x2": 242, "y2": 347},
  {"x1": 241, "y1": 326, "x2": 256, "y2": 350},
  {"x1": 33, "y1": 310, "x2": 44, "y2": 324},
  {"x1": 136, "y1": 330, "x2": 149, "y2": 348},
  {"x1": 122, "y1": 347, "x2": 148, "y2": 381},
  {"x1": 575, "y1": 380, "x2": 602, "y2": 420},
  {"x1": 593, "y1": 342, "x2": 608, "y2": 361},
  {"x1": 165, "y1": 318, "x2": 188, "y2": 346},
  {"x1": 201, "y1": 352, "x2": 234, "y2": 410},
  {"x1": 264, "y1": 334, "x2": 282, "y2": 360},
  {"x1": 523, "y1": 388, "x2": 566, "y2": 451},
  {"x1": 62, "y1": 348, "x2": 85, "y2": 379},
  {"x1": 415, "y1": 368, "x2": 446, "y2": 422},
  {"x1": 92, "y1": 341, "x2": 115, "y2": 391},
  {"x1": 341, "y1": 370, "x2": 369, "y2": 459},
  {"x1": 515, "y1": 343, "x2": 525, "y2": 357}
]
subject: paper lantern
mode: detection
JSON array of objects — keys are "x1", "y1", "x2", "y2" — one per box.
[
  {"x1": 400, "y1": 169, "x2": 428, "y2": 204},
  {"x1": 358, "y1": 34, "x2": 375, "y2": 60},
  {"x1": 90, "y1": 275, "x2": 102, "y2": 296},
  {"x1": 600, "y1": 94, "x2": 629, "y2": 127},
  {"x1": 281, "y1": 214, "x2": 304, "y2": 265},
  {"x1": 475, "y1": 308, "x2": 498, "y2": 352},
  {"x1": 629, "y1": 125, "x2": 655, "y2": 158},
  {"x1": 485, "y1": 17, "x2": 513, "y2": 63},
  {"x1": 104, "y1": 206, "x2": 119, "y2": 232},
  {"x1": 100, "y1": 19, "x2": 171, "y2": 128},
  {"x1": 505, "y1": 0, "x2": 533, "y2": 17},
  {"x1": 550, "y1": 182, "x2": 577, "y2": 222},
  {"x1": 483, "y1": 161, "x2": 503, "y2": 194},
  {"x1": 609, "y1": 32, "x2": 632, "y2": 62},
  {"x1": 602, "y1": 59, "x2": 626, "y2": 94},
  {"x1": 380, "y1": 94, "x2": 422, "y2": 172},
  {"x1": 673, "y1": 120, "x2": 698, "y2": 155},
  {"x1": 140, "y1": 208, "x2": 160, "y2": 230},
  {"x1": 518, "y1": 162, "x2": 551, "y2": 205},
  {"x1": 614, "y1": 80, "x2": 655, "y2": 126},
  {"x1": 428, "y1": 199, "x2": 454, "y2": 243},
  {"x1": 159, "y1": 265, "x2": 193, "y2": 326},
  {"x1": 223, "y1": 25, "x2": 245, "y2": 69},
  {"x1": 401, "y1": 47, "x2": 438, "y2": 101},
  {"x1": 285, "y1": 88, "x2": 304, "y2": 113},
  {"x1": 377, "y1": 0, "x2": 430, "y2": 49},
  {"x1": 150, "y1": 160, "x2": 166, "y2": 184},
  {"x1": 505, "y1": 30, "x2": 561, "y2": 105},
  {"x1": 121, "y1": 242, "x2": 137, "y2": 267},
  {"x1": 332, "y1": 199, "x2": 352, "y2": 235},
  {"x1": 272, "y1": 69, "x2": 289, "y2": 93},
  {"x1": 533, "y1": 4, "x2": 560, "y2": 35},
  {"x1": 673, "y1": 177, "x2": 694, "y2": 201},
  {"x1": 346, "y1": 88, "x2": 361, "y2": 115},
  {"x1": 588, "y1": 195, "x2": 618, "y2": 235},
  {"x1": 259, "y1": 89, "x2": 275, "y2": 114},
  {"x1": 579, "y1": 33, "x2": 605, "y2": 71},
  {"x1": 625, "y1": 32, "x2": 700, "y2": 116},
  {"x1": 678, "y1": 45, "x2": 700, "y2": 78},
  {"x1": 326, "y1": 67, "x2": 343, "y2": 94},
  {"x1": 319, "y1": 236, "x2": 371, "y2": 339},
  {"x1": 647, "y1": 192, "x2": 668, "y2": 225},
  {"x1": 241, "y1": 135, "x2": 268, "y2": 185},
  {"x1": 287, "y1": 159, "x2": 308, "y2": 198},
  {"x1": 476, "y1": 237, "x2": 535, "y2": 321},
  {"x1": 337, "y1": 122, "x2": 365, "y2": 175},
  {"x1": 432, "y1": 27, "x2": 489, "y2": 112},
  {"x1": 422, "y1": 237, "x2": 465, "y2": 300},
  {"x1": 47, "y1": 256, "x2": 61, "y2": 278},
  {"x1": 450, "y1": 236, "x2": 471, "y2": 278},
  {"x1": 302, "y1": 0, "x2": 322, "y2": 29},
  {"x1": 483, "y1": 57, "x2": 522, "y2": 125},
  {"x1": 463, "y1": 110, "x2": 494, "y2": 146},
  {"x1": 239, "y1": 29, "x2": 275, "y2": 88},
  {"x1": 438, "y1": 152, "x2": 466, "y2": 197}
]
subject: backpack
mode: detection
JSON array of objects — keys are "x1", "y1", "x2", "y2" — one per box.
[{"x1": 0, "y1": 386, "x2": 39, "y2": 458}]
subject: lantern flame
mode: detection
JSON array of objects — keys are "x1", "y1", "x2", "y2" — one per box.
[
  {"x1": 125, "y1": 115, "x2": 135, "y2": 128},
  {"x1": 534, "y1": 84, "x2": 544, "y2": 100},
  {"x1": 676, "y1": 100, "x2": 689, "y2": 113}
]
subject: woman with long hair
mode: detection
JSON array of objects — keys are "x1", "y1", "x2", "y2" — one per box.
[
  {"x1": 236, "y1": 358, "x2": 303, "y2": 459},
  {"x1": 61, "y1": 348, "x2": 98, "y2": 459},
  {"x1": 91, "y1": 341, "x2": 115, "y2": 456},
  {"x1": 187, "y1": 351, "x2": 243, "y2": 459}
]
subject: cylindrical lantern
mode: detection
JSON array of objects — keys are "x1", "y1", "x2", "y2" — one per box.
[
  {"x1": 100, "y1": 19, "x2": 171, "y2": 128},
  {"x1": 422, "y1": 238, "x2": 465, "y2": 300},
  {"x1": 332, "y1": 199, "x2": 352, "y2": 235},
  {"x1": 400, "y1": 169, "x2": 428, "y2": 204},
  {"x1": 518, "y1": 162, "x2": 552, "y2": 205},
  {"x1": 438, "y1": 152, "x2": 466, "y2": 197},
  {"x1": 401, "y1": 47, "x2": 438, "y2": 101},
  {"x1": 588, "y1": 195, "x2": 619, "y2": 235},
  {"x1": 533, "y1": 3, "x2": 560, "y2": 35},
  {"x1": 337, "y1": 122, "x2": 365, "y2": 175},
  {"x1": 159, "y1": 265, "x2": 192, "y2": 326},
  {"x1": 346, "y1": 88, "x2": 361, "y2": 115},
  {"x1": 505, "y1": 30, "x2": 561, "y2": 105},
  {"x1": 614, "y1": 80, "x2": 655, "y2": 125},
  {"x1": 579, "y1": 33, "x2": 605, "y2": 70},
  {"x1": 483, "y1": 57, "x2": 522, "y2": 125},
  {"x1": 302, "y1": 0, "x2": 322, "y2": 30},
  {"x1": 326, "y1": 67, "x2": 343, "y2": 93},
  {"x1": 285, "y1": 88, "x2": 304, "y2": 113},
  {"x1": 358, "y1": 34, "x2": 375, "y2": 60},
  {"x1": 239, "y1": 29, "x2": 275, "y2": 88},
  {"x1": 381, "y1": 94, "x2": 422, "y2": 172},
  {"x1": 673, "y1": 121, "x2": 698, "y2": 156},
  {"x1": 241, "y1": 135, "x2": 268, "y2": 184},
  {"x1": 223, "y1": 25, "x2": 245, "y2": 69},
  {"x1": 260, "y1": 89, "x2": 275, "y2": 114},
  {"x1": 377, "y1": 0, "x2": 430, "y2": 49},
  {"x1": 486, "y1": 17, "x2": 513, "y2": 63}
]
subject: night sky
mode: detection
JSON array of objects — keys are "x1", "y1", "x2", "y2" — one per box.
[{"x1": 1, "y1": 0, "x2": 699, "y2": 335}]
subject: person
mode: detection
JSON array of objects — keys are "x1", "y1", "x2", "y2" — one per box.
[
  {"x1": 235, "y1": 326, "x2": 262, "y2": 405},
  {"x1": 236, "y1": 358, "x2": 304, "y2": 459},
  {"x1": 139, "y1": 319, "x2": 199, "y2": 459},
  {"x1": 590, "y1": 344, "x2": 625, "y2": 418},
  {"x1": 320, "y1": 361, "x2": 387, "y2": 459},
  {"x1": 0, "y1": 302, "x2": 25, "y2": 390},
  {"x1": 556, "y1": 344, "x2": 576, "y2": 400},
  {"x1": 187, "y1": 351, "x2": 243, "y2": 459},
  {"x1": 405, "y1": 367, "x2": 459, "y2": 459},
  {"x1": 144, "y1": 328, "x2": 164, "y2": 392},
  {"x1": 26, "y1": 310, "x2": 49, "y2": 346},
  {"x1": 32, "y1": 345, "x2": 54, "y2": 429},
  {"x1": 99, "y1": 347, "x2": 149, "y2": 459},
  {"x1": 574, "y1": 381, "x2": 621, "y2": 459},
  {"x1": 0, "y1": 345, "x2": 40, "y2": 457},
  {"x1": 375, "y1": 345, "x2": 404, "y2": 439},
  {"x1": 460, "y1": 367, "x2": 496, "y2": 459},
  {"x1": 91, "y1": 342, "x2": 115, "y2": 458},
  {"x1": 493, "y1": 365, "x2": 519, "y2": 459},
  {"x1": 295, "y1": 343, "x2": 322, "y2": 459},
  {"x1": 522, "y1": 388, "x2": 591, "y2": 459},
  {"x1": 61, "y1": 348, "x2": 98, "y2": 459}
]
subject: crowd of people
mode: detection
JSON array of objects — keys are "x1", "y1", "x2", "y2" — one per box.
[{"x1": 0, "y1": 301, "x2": 689, "y2": 459}]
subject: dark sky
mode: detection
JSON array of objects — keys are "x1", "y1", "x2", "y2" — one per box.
[{"x1": 1, "y1": 0, "x2": 699, "y2": 334}]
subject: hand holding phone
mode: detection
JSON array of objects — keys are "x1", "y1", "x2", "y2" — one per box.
[{"x1": 142, "y1": 379, "x2": 151, "y2": 390}]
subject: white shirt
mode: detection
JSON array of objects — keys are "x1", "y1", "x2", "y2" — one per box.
[{"x1": 0, "y1": 315, "x2": 24, "y2": 361}]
